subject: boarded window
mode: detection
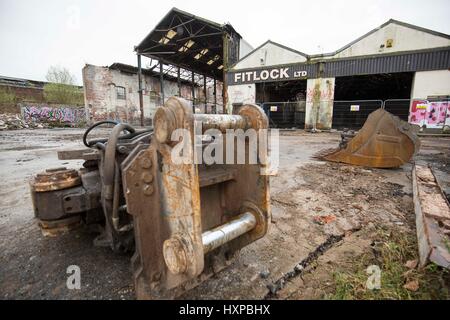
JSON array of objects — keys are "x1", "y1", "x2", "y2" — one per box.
[{"x1": 116, "y1": 86, "x2": 126, "y2": 100}]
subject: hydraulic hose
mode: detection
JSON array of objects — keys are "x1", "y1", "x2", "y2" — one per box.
[
  {"x1": 103, "y1": 123, "x2": 135, "y2": 200},
  {"x1": 83, "y1": 120, "x2": 120, "y2": 148},
  {"x1": 86, "y1": 129, "x2": 152, "y2": 147}
]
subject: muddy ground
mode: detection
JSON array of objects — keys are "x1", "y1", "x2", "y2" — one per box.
[{"x1": 0, "y1": 129, "x2": 449, "y2": 299}]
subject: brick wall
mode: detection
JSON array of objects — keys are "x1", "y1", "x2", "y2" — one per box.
[{"x1": 82, "y1": 64, "x2": 224, "y2": 126}]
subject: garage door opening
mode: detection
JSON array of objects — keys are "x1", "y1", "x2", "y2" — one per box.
[
  {"x1": 332, "y1": 72, "x2": 414, "y2": 128},
  {"x1": 255, "y1": 80, "x2": 307, "y2": 128}
]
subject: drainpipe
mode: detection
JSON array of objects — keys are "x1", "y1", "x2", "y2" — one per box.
[
  {"x1": 213, "y1": 78, "x2": 217, "y2": 114},
  {"x1": 137, "y1": 54, "x2": 144, "y2": 126},
  {"x1": 203, "y1": 75, "x2": 207, "y2": 113},
  {"x1": 222, "y1": 32, "x2": 229, "y2": 114},
  {"x1": 160, "y1": 61, "x2": 164, "y2": 104},
  {"x1": 192, "y1": 71, "x2": 195, "y2": 113},
  {"x1": 177, "y1": 67, "x2": 181, "y2": 96}
]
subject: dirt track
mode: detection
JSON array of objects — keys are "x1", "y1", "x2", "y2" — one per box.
[{"x1": 0, "y1": 129, "x2": 449, "y2": 299}]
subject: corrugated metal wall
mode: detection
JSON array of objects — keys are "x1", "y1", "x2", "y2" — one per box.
[
  {"x1": 227, "y1": 47, "x2": 450, "y2": 83},
  {"x1": 322, "y1": 48, "x2": 450, "y2": 77}
]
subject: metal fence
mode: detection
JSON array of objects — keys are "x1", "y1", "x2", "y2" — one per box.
[
  {"x1": 383, "y1": 99, "x2": 410, "y2": 121},
  {"x1": 332, "y1": 100, "x2": 383, "y2": 129},
  {"x1": 332, "y1": 98, "x2": 450, "y2": 132},
  {"x1": 260, "y1": 101, "x2": 306, "y2": 128}
]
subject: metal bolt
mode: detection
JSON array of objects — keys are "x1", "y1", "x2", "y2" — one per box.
[
  {"x1": 140, "y1": 157, "x2": 152, "y2": 169},
  {"x1": 142, "y1": 184, "x2": 154, "y2": 196},
  {"x1": 141, "y1": 172, "x2": 154, "y2": 183},
  {"x1": 163, "y1": 237, "x2": 188, "y2": 275}
]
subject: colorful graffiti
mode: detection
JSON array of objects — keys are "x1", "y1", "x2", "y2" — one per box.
[
  {"x1": 22, "y1": 105, "x2": 86, "y2": 125},
  {"x1": 409, "y1": 100, "x2": 450, "y2": 129}
]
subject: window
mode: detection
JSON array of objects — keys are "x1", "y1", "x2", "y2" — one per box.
[{"x1": 116, "y1": 86, "x2": 126, "y2": 100}]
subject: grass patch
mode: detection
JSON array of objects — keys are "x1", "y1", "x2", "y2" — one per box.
[{"x1": 328, "y1": 227, "x2": 449, "y2": 300}]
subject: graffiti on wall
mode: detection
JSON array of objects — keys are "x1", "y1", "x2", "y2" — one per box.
[
  {"x1": 409, "y1": 100, "x2": 450, "y2": 129},
  {"x1": 22, "y1": 105, "x2": 86, "y2": 125}
]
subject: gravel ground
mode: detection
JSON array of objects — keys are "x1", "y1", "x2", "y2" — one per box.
[{"x1": 0, "y1": 128, "x2": 448, "y2": 299}]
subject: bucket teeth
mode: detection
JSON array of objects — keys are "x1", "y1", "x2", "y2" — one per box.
[{"x1": 312, "y1": 148, "x2": 340, "y2": 160}]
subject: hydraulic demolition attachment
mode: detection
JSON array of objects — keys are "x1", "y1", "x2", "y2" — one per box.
[{"x1": 29, "y1": 97, "x2": 270, "y2": 299}]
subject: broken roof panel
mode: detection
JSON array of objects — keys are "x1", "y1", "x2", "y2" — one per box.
[{"x1": 108, "y1": 62, "x2": 202, "y2": 86}]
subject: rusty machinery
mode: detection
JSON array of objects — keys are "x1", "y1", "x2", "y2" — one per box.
[
  {"x1": 315, "y1": 108, "x2": 420, "y2": 168},
  {"x1": 30, "y1": 97, "x2": 270, "y2": 299}
]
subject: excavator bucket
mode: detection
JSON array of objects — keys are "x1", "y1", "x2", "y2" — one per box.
[{"x1": 315, "y1": 108, "x2": 420, "y2": 168}]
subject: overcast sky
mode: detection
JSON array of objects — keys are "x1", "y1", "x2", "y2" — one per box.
[{"x1": 1, "y1": 0, "x2": 449, "y2": 85}]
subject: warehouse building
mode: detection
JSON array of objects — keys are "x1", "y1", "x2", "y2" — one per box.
[
  {"x1": 227, "y1": 19, "x2": 450, "y2": 131},
  {"x1": 82, "y1": 63, "x2": 222, "y2": 126}
]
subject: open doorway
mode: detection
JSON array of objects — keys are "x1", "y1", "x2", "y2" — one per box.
[
  {"x1": 255, "y1": 80, "x2": 307, "y2": 128},
  {"x1": 332, "y1": 72, "x2": 414, "y2": 128}
]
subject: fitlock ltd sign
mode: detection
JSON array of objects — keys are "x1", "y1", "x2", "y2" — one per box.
[{"x1": 228, "y1": 66, "x2": 309, "y2": 85}]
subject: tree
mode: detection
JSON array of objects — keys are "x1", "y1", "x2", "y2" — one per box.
[
  {"x1": 0, "y1": 86, "x2": 16, "y2": 104},
  {"x1": 46, "y1": 66, "x2": 76, "y2": 85},
  {"x1": 43, "y1": 66, "x2": 83, "y2": 105}
]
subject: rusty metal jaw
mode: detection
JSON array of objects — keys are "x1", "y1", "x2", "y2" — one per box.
[
  {"x1": 30, "y1": 167, "x2": 97, "y2": 236},
  {"x1": 123, "y1": 97, "x2": 270, "y2": 299}
]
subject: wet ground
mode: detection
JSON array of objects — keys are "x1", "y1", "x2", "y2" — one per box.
[{"x1": 0, "y1": 128, "x2": 449, "y2": 299}]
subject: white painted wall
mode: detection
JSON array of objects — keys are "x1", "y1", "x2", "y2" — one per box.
[
  {"x1": 331, "y1": 22, "x2": 450, "y2": 59},
  {"x1": 239, "y1": 39, "x2": 254, "y2": 60},
  {"x1": 411, "y1": 70, "x2": 450, "y2": 99},
  {"x1": 227, "y1": 84, "x2": 256, "y2": 105},
  {"x1": 233, "y1": 42, "x2": 307, "y2": 70}
]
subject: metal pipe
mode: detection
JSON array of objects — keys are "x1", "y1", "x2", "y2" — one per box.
[
  {"x1": 137, "y1": 54, "x2": 144, "y2": 127},
  {"x1": 103, "y1": 123, "x2": 135, "y2": 200},
  {"x1": 191, "y1": 71, "x2": 196, "y2": 113},
  {"x1": 193, "y1": 114, "x2": 248, "y2": 132},
  {"x1": 160, "y1": 62, "x2": 165, "y2": 104},
  {"x1": 112, "y1": 160, "x2": 120, "y2": 231},
  {"x1": 213, "y1": 78, "x2": 217, "y2": 114},
  {"x1": 177, "y1": 67, "x2": 181, "y2": 96},
  {"x1": 202, "y1": 212, "x2": 256, "y2": 254},
  {"x1": 203, "y1": 75, "x2": 207, "y2": 112}
]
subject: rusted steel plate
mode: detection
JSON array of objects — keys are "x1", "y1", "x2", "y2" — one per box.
[
  {"x1": 30, "y1": 167, "x2": 81, "y2": 192},
  {"x1": 38, "y1": 215, "x2": 82, "y2": 237},
  {"x1": 124, "y1": 97, "x2": 270, "y2": 299},
  {"x1": 199, "y1": 167, "x2": 237, "y2": 187},
  {"x1": 58, "y1": 149, "x2": 100, "y2": 161}
]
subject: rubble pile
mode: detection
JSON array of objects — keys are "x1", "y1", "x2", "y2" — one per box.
[{"x1": 0, "y1": 113, "x2": 48, "y2": 130}]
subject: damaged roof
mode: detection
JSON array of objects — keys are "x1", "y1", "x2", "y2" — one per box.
[
  {"x1": 135, "y1": 7, "x2": 240, "y2": 80},
  {"x1": 108, "y1": 62, "x2": 199, "y2": 86}
]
